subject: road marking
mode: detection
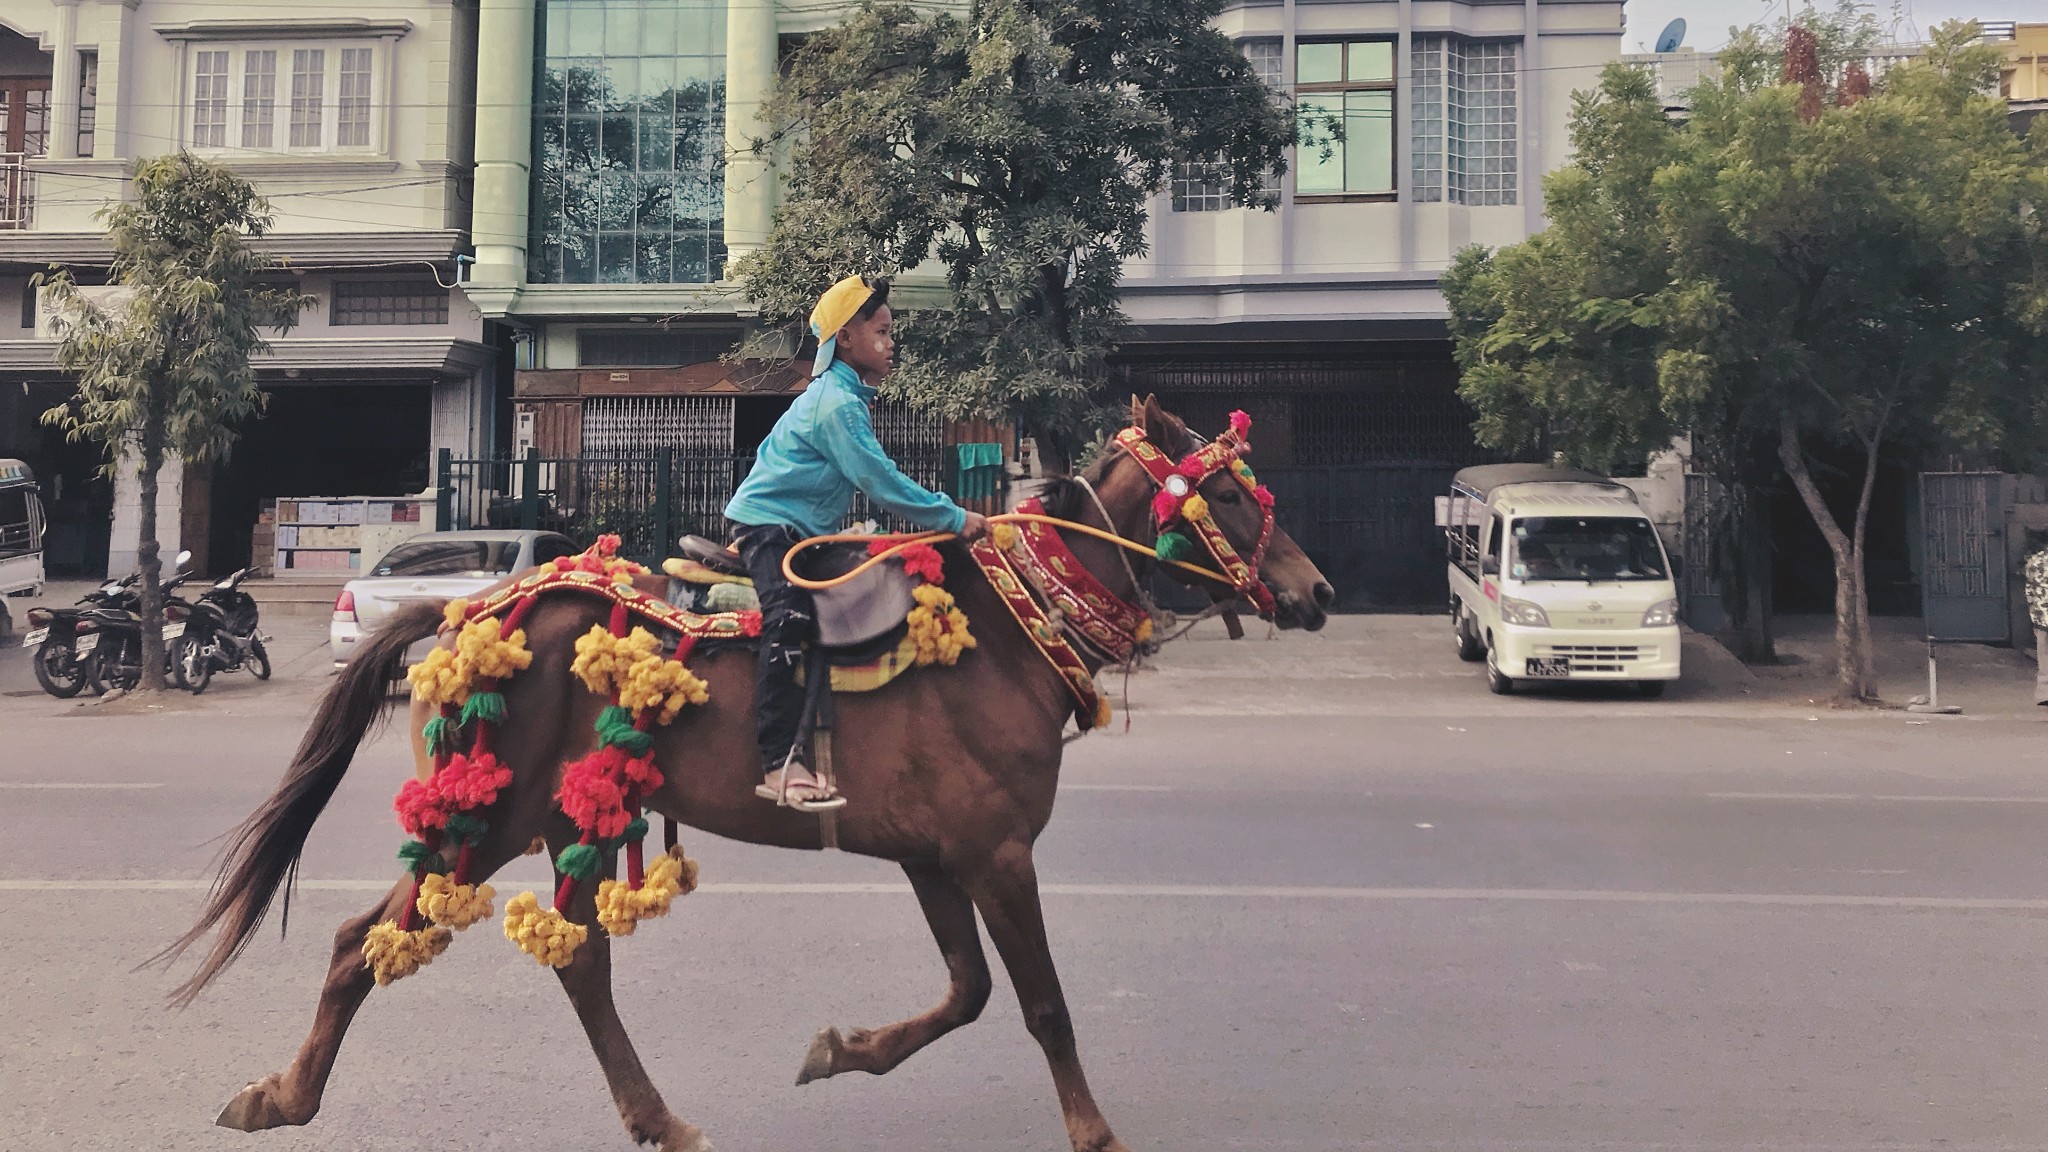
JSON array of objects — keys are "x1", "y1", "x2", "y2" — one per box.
[
  {"x1": 0, "y1": 782, "x2": 164, "y2": 790},
  {"x1": 1062, "y1": 784, "x2": 1174, "y2": 792},
  {"x1": 5, "y1": 879, "x2": 2048, "y2": 910},
  {"x1": 1709, "y1": 792, "x2": 2048, "y2": 804}
]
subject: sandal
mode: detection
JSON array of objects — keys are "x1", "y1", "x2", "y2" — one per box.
[{"x1": 756, "y1": 767, "x2": 848, "y2": 813}]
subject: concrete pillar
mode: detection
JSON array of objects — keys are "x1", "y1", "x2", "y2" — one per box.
[
  {"x1": 108, "y1": 450, "x2": 181, "y2": 578},
  {"x1": 1395, "y1": 0, "x2": 1414, "y2": 271},
  {"x1": 471, "y1": 0, "x2": 537, "y2": 287},
  {"x1": 721, "y1": 0, "x2": 780, "y2": 263},
  {"x1": 47, "y1": 1, "x2": 80, "y2": 160},
  {"x1": 1520, "y1": 0, "x2": 1544, "y2": 236},
  {"x1": 93, "y1": 0, "x2": 137, "y2": 161}
]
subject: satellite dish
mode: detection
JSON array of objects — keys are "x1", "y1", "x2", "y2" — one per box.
[{"x1": 1654, "y1": 18, "x2": 1687, "y2": 53}]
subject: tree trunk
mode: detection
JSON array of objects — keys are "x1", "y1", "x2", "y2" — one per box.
[
  {"x1": 1777, "y1": 416, "x2": 1875, "y2": 700},
  {"x1": 135, "y1": 405, "x2": 168, "y2": 693}
]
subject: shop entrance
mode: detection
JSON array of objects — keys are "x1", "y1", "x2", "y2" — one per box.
[{"x1": 209, "y1": 383, "x2": 432, "y2": 573}]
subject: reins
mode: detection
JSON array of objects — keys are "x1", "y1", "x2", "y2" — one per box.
[{"x1": 780, "y1": 512, "x2": 1237, "y2": 592}]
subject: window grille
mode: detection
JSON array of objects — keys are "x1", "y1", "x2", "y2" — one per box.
[
  {"x1": 330, "y1": 281, "x2": 450, "y2": 326},
  {"x1": 581, "y1": 396, "x2": 736, "y2": 456}
]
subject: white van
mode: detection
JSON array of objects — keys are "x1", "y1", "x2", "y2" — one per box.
[{"x1": 1442, "y1": 465, "x2": 1681, "y2": 696}]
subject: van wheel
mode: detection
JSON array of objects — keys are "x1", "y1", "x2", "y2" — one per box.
[
  {"x1": 1454, "y1": 606, "x2": 1485, "y2": 662},
  {"x1": 1637, "y1": 680, "x2": 1667, "y2": 698},
  {"x1": 1485, "y1": 644, "x2": 1515, "y2": 695}
]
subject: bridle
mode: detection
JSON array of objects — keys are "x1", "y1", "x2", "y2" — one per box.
[{"x1": 1109, "y1": 412, "x2": 1278, "y2": 618}]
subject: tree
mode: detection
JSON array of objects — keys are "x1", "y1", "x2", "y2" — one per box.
[
  {"x1": 1446, "y1": 12, "x2": 2048, "y2": 700},
  {"x1": 731, "y1": 0, "x2": 1294, "y2": 466},
  {"x1": 42, "y1": 153, "x2": 310, "y2": 692}
]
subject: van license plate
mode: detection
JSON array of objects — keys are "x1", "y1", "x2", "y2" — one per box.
[
  {"x1": 21, "y1": 628, "x2": 47, "y2": 648},
  {"x1": 76, "y1": 634, "x2": 99, "y2": 655},
  {"x1": 1525, "y1": 656, "x2": 1572, "y2": 678}
]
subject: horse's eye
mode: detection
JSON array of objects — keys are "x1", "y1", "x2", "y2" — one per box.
[{"x1": 1214, "y1": 487, "x2": 1241, "y2": 506}]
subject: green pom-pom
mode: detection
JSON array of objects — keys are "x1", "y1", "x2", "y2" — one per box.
[
  {"x1": 595, "y1": 705, "x2": 653, "y2": 756},
  {"x1": 397, "y1": 840, "x2": 435, "y2": 870},
  {"x1": 623, "y1": 815, "x2": 649, "y2": 842},
  {"x1": 460, "y1": 691, "x2": 506, "y2": 729},
  {"x1": 1155, "y1": 532, "x2": 1194, "y2": 562},
  {"x1": 445, "y1": 812, "x2": 488, "y2": 843},
  {"x1": 421, "y1": 715, "x2": 453, "y2": 757},
  {"x1": 555, "y1": 842, "x2": 602, "y2": 880},
  {"x1": 704, "y1": 582, "x2": 759, "y2": 613}
]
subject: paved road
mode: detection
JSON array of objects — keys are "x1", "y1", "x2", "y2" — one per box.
[{"x1": 6, "y1": 619, "x2": 2048, "y2": 1151}]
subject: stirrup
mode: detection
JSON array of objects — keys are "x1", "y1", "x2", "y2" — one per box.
[{"x1": 756, "y1": 754, "x2": 847, "y2": 813}]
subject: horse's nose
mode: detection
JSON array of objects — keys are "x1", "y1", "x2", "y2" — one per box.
[{"x1": 1312, "y1": 582, "x2": 1335, "y2": 610}]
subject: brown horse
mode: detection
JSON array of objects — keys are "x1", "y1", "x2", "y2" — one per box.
[{"x1": 165, "y1": 398, "x2": 1334, "y2": 1152}]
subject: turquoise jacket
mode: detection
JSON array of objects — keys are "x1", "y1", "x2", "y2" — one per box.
[{"x1": 725, "y1": 362, "x2": 967, "y2": 539}]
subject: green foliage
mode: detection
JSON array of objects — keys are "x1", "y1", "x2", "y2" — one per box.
[
  {"x1": 1445, "y1": 13, "x2": 2048, "y2": 696},
  {"x1": 732, "y1": 0, "x2": 1293, "y2": 463},
  {"x1": 38, "y1": 154, "x2": 311, "y2": 691}
]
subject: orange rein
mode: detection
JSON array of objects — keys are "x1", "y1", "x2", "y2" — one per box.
[{"x1": 779, "y1": 512, "x2": 1236, "y2": 592}]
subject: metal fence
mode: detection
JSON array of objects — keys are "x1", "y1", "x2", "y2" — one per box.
[
  {"x1": 437, "y1": 444, "x2": 974, "y2": 566},
  {"x1": 1260, "y1": 463, "x2": 1459, "y2": 611}
]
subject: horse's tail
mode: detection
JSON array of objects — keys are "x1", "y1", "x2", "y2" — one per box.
[{"x1": 157, "y1": 600, "x2": 445, "y2": 1007}]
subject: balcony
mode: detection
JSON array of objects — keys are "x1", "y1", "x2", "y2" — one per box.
[{"x1": 0, "y1": 153, "x2": 34, "y2": 230}]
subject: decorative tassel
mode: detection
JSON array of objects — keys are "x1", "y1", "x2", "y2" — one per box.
[
  {"x1": 1155, "y1": 532, "x2": 1193, "y2": 562},
  {"x1": 502, "y1": 891, "x2": 587, "y2": 968},
  {"x1": 991, "y1": 522, "x2": 1020, "y2": 551},
  {"x1": 906, "y1": 584, "x2": 975, "y2": 666},
  {"x1": 554, "y1": 842, "x2": 603, "y2": 881},
  {"x1": 459, "y1": 690, "x2": 506, "y2": 729},
  {"x1": 421, "y1": 715, "x2": 453, "y2": 758},
  {"x1": 361, "y1": 920, "x2": 452, "y2": 985},
  {"x1": 1180, "y1": 494, "x2": 1209, "y2": 522},
  {"x1": 595, "y1": 846, "x2": 698, "y2": 938},
  {"x1": 416, "y1": 873, "x2": 496, "y2": 930},
  {"x1": 1093, "y1": 696, "x2": 1113, "y2": 730}
]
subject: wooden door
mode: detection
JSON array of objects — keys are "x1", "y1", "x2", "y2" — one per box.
[{"x1": 0, "y1": 79, "x2": 52, "y2": 156}]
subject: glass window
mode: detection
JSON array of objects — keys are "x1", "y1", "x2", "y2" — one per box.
[
  {"x1": 290, "y1": 49, "x2": 325, "y2": 148},
  {"x1": 1414, "y1": 38, "x2": 1519, "y2": 206},
  {"x1": 337, "y1": 48, "x2": 373, "y2": 147},
  {"x1": 373, "y1": 539, "x2": 524, "y2": 578},
  {"x1": 1410, "y1": 38, "x2": 1445, "y2": 202},
  {"x1": 1171, "y1": 38, "x2": 1284, "y2": 213},
  {"x1": 530, "y1": 0, "x2": 728, "y2": 285},
  {"x1": 1510, "y1": 517, "x2": 1668, "y2": 582},
  {"x1": 192, "y1": 51, "x2": 229, "y2": 148},
  {"x1": 242, "y1": 51, "x2": 276, "y2": 149},
  {"x1": 1294, "y1": 40, "x2": 1396, "y2": 197},
  {"x1": 75, "y1": 52, "x2": 96, "y2": 157},
  {"x1": 331, "y1": 280, "x2": 450, "y2": 326}
]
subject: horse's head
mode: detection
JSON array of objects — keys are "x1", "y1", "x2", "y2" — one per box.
[{"x1": 1109, "y1": 396, "x2": 1334, "y2": 632}]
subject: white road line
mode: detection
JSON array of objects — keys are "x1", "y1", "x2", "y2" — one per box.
[
  {"x1": 1062, "y1": 784, "x2": 1174, "y2": 792},
  {"x1": 0, "y1": 782, "x2": 164, "y2": 790},
  {"x1": 1709, "y1": 792, "x2": 2048, "y2": 804},
  {"x1": 4, "y1": 879, "x2": 2048, "y2": 910}
]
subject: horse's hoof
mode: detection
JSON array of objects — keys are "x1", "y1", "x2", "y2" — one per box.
[
  {"x1": 656, "y1": 1118, "x2": 712, "y2": 1152},
  {"x1": 795, "y1": 1026, "x2": 843, "y2": 1085},
  {"x1": 215, "y1": 1075, "x2": 301, "y2": 1131}
]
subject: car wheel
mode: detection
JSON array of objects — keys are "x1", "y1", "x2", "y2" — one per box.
[
  {"x1": 1485, "y1": 641, "x2": 1515, "y2": 695},
  {"x1": 1454, "y1": 605, "x2": 1485, "y2": 663}
]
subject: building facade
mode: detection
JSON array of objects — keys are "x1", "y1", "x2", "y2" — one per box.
[{"x1": 0, "y1": 0, "x2": 487, "y2": 578}]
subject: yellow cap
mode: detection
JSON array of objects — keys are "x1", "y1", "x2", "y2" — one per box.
[{"x1": 809, "y1": 275, "x2": 875, "y2": 377}]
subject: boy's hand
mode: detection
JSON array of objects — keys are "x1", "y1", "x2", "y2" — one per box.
[{"x1": 958, "y1": 512, "x2": 990, "y2": 541}]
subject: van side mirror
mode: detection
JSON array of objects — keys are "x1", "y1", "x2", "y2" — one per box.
[{"x1": 1481, "y1": 556, "x2": 1501, "y2": 576}]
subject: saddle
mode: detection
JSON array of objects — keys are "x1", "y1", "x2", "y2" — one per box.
[{"x1": 667, "y1": 536, "x2": 920, "y2": 690}]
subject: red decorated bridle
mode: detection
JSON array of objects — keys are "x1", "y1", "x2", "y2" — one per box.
[{"x1": 1111, "y1": 411, "x2": 1279, "y2": 617}]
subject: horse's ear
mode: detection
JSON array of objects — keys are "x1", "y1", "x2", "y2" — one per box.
[
  {"x1": 1139, "y1": 395, "x2": 1192, "y2": 458},
  {"x1": 1128, "y1": 394, "x2": 1145, "y2": 430}
]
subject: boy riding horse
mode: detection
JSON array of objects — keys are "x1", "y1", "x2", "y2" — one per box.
[{"x1": 724, "y1": 276, "x2": 989, "y2": 812}]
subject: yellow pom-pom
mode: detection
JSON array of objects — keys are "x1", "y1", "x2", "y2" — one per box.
[
  {"x1": 502, "y1": 891, "x2": 587, "y2": 968},
  {"x1": 417, "y1": 873, "x2": 496, "y2": 930},
  {"x1": 595, "y1": 847, "x2": 699, "y2": 937},
  {"x1": 406, "y1": 646, "x2": 470, "y2": 707},
  {"x1": 1181, "y1": 494, "x2": 1209, "y2": 522},
  {"x1": 361, "y1": 920, "x2": 452, "y2": 986},
  {"x1": 991, "y1": 522, "x2": 1020, "y2": 551},
  {"x1": 1134, "y1": 617, "x2": 1154, "y2": 644},
  {"x1": 442, "y1": 598, "x2": 471, "y2": 631},
  {"x1": 455, "y1": 617, "x2": 534, "y2": 681},
  {"x1": 572, "y1": 626, "x2": 665, "y2": 697},
  {"x1": 1094, "y1": 696, "x2": 1112, "y2": 729},
  {"x1": 618, "y1": 655, "x2": 711, "y2": 724},
  {"x1": 907, "y1": 585, "x2": 976, "y2": 666}
]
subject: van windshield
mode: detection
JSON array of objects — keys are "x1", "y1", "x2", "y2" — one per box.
[{"x1": 1510, "y1": 516, "x2": 1667, "y2": 582}]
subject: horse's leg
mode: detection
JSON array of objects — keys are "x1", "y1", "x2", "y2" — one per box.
[
  {"x1": 548, "y1": 833, "x2": 711, "y2": 1152},
  {"x1": 967, "y1": 844, "x2": 1129, "y2": 1152},
  {"x1": 797, "y1": 859, "x2": 992, "y2": 1084}
]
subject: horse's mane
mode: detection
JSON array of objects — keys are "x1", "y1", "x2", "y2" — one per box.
[{"x1": 1037, "y1": 475, "x2": 1089, "y2": 522}]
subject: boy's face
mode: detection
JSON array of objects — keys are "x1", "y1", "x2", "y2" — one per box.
[{"x1": 837, "y1": 304, "x2": 895, "y2": 383}]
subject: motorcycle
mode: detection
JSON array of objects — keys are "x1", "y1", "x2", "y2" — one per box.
[
  {"x1": 20, "y1": 574, "x2": 133, "y2": 698},
  {"x1": 170, "y1": 567, "x2": 271, "y2": 694},
  {"x1": 78, "y1": 551, "x2": 194, "y2": 695}
]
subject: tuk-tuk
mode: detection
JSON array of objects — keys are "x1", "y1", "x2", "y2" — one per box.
[{"x1": 0, "y1": 458, "x2": 47, "y2": 641}]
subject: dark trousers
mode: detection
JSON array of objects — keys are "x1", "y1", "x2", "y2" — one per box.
[{"x1": 735, "y1": 524, "x2": 815, "y2": 773}]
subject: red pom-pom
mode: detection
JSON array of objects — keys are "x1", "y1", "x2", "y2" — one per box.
[
  {"x1": 867, "y1": 539, "x2": 893, "y2": 557},
  {"x1": 1229, "y1": 410, "x2": 1252, "y2": 439},
  {"x1": 1152, "y1": 489, "x2": 1180, "y2": 526},
  {"x1": 595, "y1": 534, "x2": 622, "y2": 558},
  {"x1": 437, "y1": 752, "x2": 513, "y2": 810},
  {"x1": 737, "y1": 609, "x2": 763, "y2": 635},
  {"x1": 394, "y1": 777, "x2": 448, "y2": 836},
  {"x1": 896, "y1": 543, "x2": 944, "y2": 584},
  {"x1": 1254, "y1": 484, "x2": 1275, "y2": 509},
  {"x1": 1175, "y1": 456, "x2": 1207, "y2": 480},
  {"x1": 620, "y1": 753, "x2": 664, "y2": 794},
  {"x1": 552, "y1": 556, "x2": 573, "y2": 571},
  {"x1": 558, "y1": 747, "x2": 634, "y2": 838}
]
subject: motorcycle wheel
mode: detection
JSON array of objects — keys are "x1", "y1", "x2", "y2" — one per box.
[
  {"x1": 249, "y1": 638, "x2": 272, "y2": 681},
  {"x1": 174, "y1": 636, "x2": 213, "y2": 695},
  {"x1": 32, "y1": 642, "x2": 87, "y2": 699},
  {"x1": 88, "y1": 640, "x2": 140, "y2": 695}
]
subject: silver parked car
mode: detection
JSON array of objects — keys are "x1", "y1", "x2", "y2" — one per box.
[{"x1": 330, "y1": 530, "x2": 581, "y2": 668}]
